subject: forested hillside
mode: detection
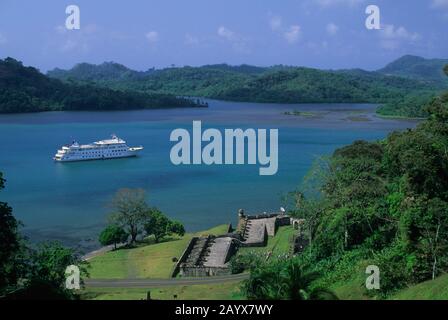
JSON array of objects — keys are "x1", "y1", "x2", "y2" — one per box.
[
  {"x1": 288, "y1": 66, "x2": 448, "y2": 298},
  {"x1": 376, "y1": 92, "x2": 438, "y2": 118},
  {"x1": 378, "y1": 55, "x2": 448, "y2": 84},
  {"x1": 0, "y1": 58, "x2": 203, "y2": 114},
  {"x1": 376, "y1": 63, "x2": 448, "y2": 118},
  {"x1": 48, "y1": 56, "x2": 441, "y2": 105},
  {"x1": 210, "y1": 67, "x2": 433, "y2": 103}
]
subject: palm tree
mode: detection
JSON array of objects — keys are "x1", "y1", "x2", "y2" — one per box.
[
  {"x1": 243, "y1": 259, "x2": 337, "y2": 300},
  {"x1": 282, "y1": 260, "x2": 338, "y2": 300}
]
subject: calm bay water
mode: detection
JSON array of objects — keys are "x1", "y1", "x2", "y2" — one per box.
[{"x1": 0, "y1": 100, "x2": 418, "y2": 251}]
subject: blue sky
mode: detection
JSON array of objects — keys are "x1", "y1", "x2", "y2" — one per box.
[{"x1": 0, "y1": 0, "x2": 447, "y2": 71}]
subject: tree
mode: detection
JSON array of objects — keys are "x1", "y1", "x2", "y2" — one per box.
[
  {"x1": 283, "y1": 260, "x2": 337, "y2": 300},
  {"x1": 28, "y1": 242, "x2": 85, "y2": 286},
  {"x1": 169, "y1": 220, "x2": 185, "y2": 237},
  {"x1": 22, "y1": 241, "x2": 88, "y2": 299},
  {"x1": 243, "y1": 261, "x2": 286, "y2": 300},
  {"x1": 109, "y1": 189, "x2": 151, "y2": 244},
  {"x1": 444, "y1": 64, "x2": 448, "y2": 76},
  {"x1": 229, "y1": 251, "x2": 264, "y2": 274},
  {"x1": 288, "y1": 190, "x2": 322, "y2": 249},
  {"x1": 144, "y1": 209, "x2": 185, "y2": 243},
  {"x1": 0, "y1": 172, "x2": 23, "y2": 293},
  {"x1": 412, "y1": 198, "x2": 448, "y2": 280},
  {"x1": 99, "y1": 225, "x2": 128, "y2": 249},
  {"x1": 4, "y1": 279, "x2": 77, "y2": 300},
  {"x1": 243, "y1": 259, "x2": 337, "y2": 300},
  {"x1": 144, "y1": 209, "x2": 171, "y2": 243},
  {"x1": 0, "y1": 172, "x2": 4, "y2": 189}
]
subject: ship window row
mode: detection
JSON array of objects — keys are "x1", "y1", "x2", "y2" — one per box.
[{"x1": 69, "y1": 150, "x2": 126, "y2": 155}]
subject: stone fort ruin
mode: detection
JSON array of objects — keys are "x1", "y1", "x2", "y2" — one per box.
[{"x1": 172, "y1": 209, "x2": 292, "y2": 277}]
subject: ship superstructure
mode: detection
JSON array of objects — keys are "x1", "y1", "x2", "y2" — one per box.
[{"x1": 54, "y1": 135, "x2": 143, "y2": 162}]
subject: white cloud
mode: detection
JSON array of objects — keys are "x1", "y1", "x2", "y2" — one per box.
[
  {"x1": 269, "y1": 16, "x2": 282, "y2": 31},
  {"x1": 0, "y1": 33, "x2": 7, "y2": 45},
  {"x1": 83, "y1": 24, "x2": 98, "y2": 35},
  {"x1": 185, "y1": 33, "x2": 200, "y2": 46},
  {"x1": 269, "y1": 15, "x2": 302, "y2": 45},
  {"x1": 380, "y1": 24, "x2": 420, "y2": 50},
  {"x1": 306, "y1": 41, "x2": 329, "y2": 53},
  {"x1": 326, "y1": 23, "x2": 339, "y2": 36},
  {"x1": 381, "y1": 25, "x2": 420, "y2": 41},
  {"x1": 216, "y1": 26, "x2": 249, "y2": 53},
  {"x1": 145, "y1": 31, "x2": 159, "y2": 44},
  {"x1": 61, "y1": 39, "x2": 77, "y2": 52},
  {"x1": 55, "y1": 25, "x2": 67, "y2": 34},
  {"x1": 109, "y1": 31, "x2": 132, "y2": 41},
  {"x1": 55, "y1": 24, "x2": 98, "y2": 35},
  {"x1": 313, "y1": 0, "x2": 364, "y2": 7},
  {"x1": 431, "y1": 0, "x2": 448, "y2": 8},
  {"x1": 217, "y1": 26, "x2": 236, "y2": 41},
  {"x1": 54, "y1": 24, "x2": 98, "y2": 53},
  {"x1": 284, "y1": 25, "x2": 301, "y2": 44},
  {"x1": 59, "y1": 39, "x2": 89, "y2": 53}
]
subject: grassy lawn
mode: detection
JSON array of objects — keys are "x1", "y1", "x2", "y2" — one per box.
[
  {"x1": 330, "y1": 270, "x2": 448, "y2": 300},
  {"x1": 88, "y1": 224, "x2": 229, "y2": 279},
  {"x1": 238, "y1": 225, "x2": 295, "y2": 260},
  {"x1": 82, "y1": 281, "x2": 244, "y2": 300},
  {"x1": 391, "y1": 273, "x2": 448, "y2": 300},
  {"x1": 331, "y1": 275, "x2": 372, "y2": 300},
  {"x1": 84, "y1": 224, "x2": 292, "y2": 300}
]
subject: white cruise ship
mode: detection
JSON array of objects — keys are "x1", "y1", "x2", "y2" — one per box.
[{"x1": 54, "y1": 135, "x2": 143, "y2": 162}]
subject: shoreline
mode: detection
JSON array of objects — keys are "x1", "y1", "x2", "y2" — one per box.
[
  {"x1": 82, "y1": 243, "x2": 127, "y2": 261},
  {"x1": 375, "y1": 113, "x2": 426, "y2": 120}
]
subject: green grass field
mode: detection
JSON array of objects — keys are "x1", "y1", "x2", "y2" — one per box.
[
  {"x1": 83, "y1": 225, "x2": 294, "y2": 300},
  {"x1": 82, "y1": 281, "x2": 244, "y2": 300},
  {"x1": 238, "y1": 225, "x2": 295, "y2": 259},
  {"x1": 87, "y1": 224, "x2": 229, "y2": 279},
  {"x1": 331, "y1": 274, "x2": 372, "y2": 300},
  {"x1": 330, "y1": 270, "x2": 448, "y2": 300},
  {"x1": 391, "y1": 274, "x2": 448, "y2": 300}
]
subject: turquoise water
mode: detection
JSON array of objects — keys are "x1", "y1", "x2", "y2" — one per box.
[{"x1": 0, "y1": 100, "x2": 418, "y2": 251}]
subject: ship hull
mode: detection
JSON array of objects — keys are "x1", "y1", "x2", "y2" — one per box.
[{"x1": 54, "y1": 153, "x2": 139, "y2": 162}]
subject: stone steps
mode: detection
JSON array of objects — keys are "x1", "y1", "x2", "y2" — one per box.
[
  {"x1": 185, "y1": 237, "x2": 209, "y2": 265},
  {"x1": 242, "y1": 219, "x2": 267, "y2": 245}
]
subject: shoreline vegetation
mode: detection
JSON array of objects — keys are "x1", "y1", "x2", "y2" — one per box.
[
  {"x1": 1, "y1": 55, "x2": 447, "y2": 117},
  {"x1": 375, "y1": 113, "x2": 427, "y2": 120},
  {"x1": 284, "y1": 111, "x2": 316, "y2": 117},
  {"x1": 46, "y1": 54, "x2": 447, "y2": 118},
  {"x1": 0, "y1": 57, "x2": 208, "y2": 114}
]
